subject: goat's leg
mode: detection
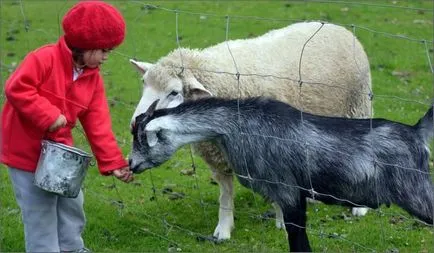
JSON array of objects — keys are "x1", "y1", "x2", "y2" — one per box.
[
  {"x1": 212, "y1": 168, "x2": 235, "y2": 240},
  {"x1": 282, "y1": 197, "x2": 311, "y2": 252},
  {"x1": 278, "y1": 199, "x2": 369, "y2": 230}
]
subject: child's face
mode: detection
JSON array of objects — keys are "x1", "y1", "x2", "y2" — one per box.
[{"x1": 82, "y1": 49, "x2": 112, "y2": 68}]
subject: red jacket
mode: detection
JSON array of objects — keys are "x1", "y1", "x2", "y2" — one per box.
[{"x1": 1, "y1": 36, "x2": 128, "y2": 174}]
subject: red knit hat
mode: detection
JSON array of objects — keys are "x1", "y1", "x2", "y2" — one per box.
[{"x1": 62, "y1": 1, "x2": 126, "y2": 50}]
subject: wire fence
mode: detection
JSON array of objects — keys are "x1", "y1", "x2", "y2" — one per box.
[{"x1": 1, "y1": 0, "x2": 433, "y2": 252}]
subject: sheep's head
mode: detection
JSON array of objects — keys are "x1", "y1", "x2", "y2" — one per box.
[
  {"x1": 129, "y1": 99, "x2": 179, "y2": 174},
  {"x1": 129, "y1": 58, "x2": 212, "y2": 131}
]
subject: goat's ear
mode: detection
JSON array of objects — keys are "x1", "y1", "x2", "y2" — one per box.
[
  {"x1": 130, "y1": 59, "x2": 153, "y2": 75},
  {"x1": 146, "y1": 131, "x2": 158, "y2": 147},
  {"x1": 145, "y1": 99, "x2": 160, "y2": 117},
  {"x1": 185, "y1": 76, "x2": 213, "y2": 100}
]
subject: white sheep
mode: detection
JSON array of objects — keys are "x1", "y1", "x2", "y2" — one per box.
[{"x1": 130, "y1": 21, "x2": 372, "y2": 240}]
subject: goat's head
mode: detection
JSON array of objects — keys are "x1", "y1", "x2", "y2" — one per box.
[{"x1": 128, "y1": 99, "x2": 180, "y2": 174}]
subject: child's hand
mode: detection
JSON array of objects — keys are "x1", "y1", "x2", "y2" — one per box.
[
  {"x1": 48, "y1": 114, "x2": 67, "y2": 132},
  {"x1": 112, "y1": 167, "x2": 134, "y2": 183}
]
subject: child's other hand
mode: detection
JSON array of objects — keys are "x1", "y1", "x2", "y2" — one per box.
[
  {"x1": 48, "y1": 114, "x2": 67, "y2": 132},
  {"x1": 112, "y1": 167, "x2": 134, "y2": 183}
]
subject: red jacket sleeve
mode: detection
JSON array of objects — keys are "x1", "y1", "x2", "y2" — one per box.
[
  {"x1": 79, "y1": 76, "x2": 128, "y2": 175},
  {"x1": 4, "y1": 52, "x2": 60, "y2": 131}
]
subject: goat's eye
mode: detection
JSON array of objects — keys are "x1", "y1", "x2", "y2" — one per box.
[
  {"x1": 168, "y1": 91, "x2": 179, "y2": 97},
  {"x1": 157, "y1": 130, "x2": 165, "y2": 140}
]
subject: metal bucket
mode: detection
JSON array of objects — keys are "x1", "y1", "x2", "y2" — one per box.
[{"x1": 34, "y1": 140, "x2": 93, "y2": 198}]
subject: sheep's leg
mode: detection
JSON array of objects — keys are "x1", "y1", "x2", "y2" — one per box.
[
  {"x1": 306, "y1": 198, "x2": 320, "y2": 204},
  {"x1": 272, "y1": 202, "x2": 285, "y2": 229},
  {"x1": 352, "y1": 207, "x2": 369, "y2": 216},
  {"x1": 212, "y1": 169, "x2": 235, "y2": 240},
  {"x1": 282, "y1": 197, "x2": 311, "y2": 252}
]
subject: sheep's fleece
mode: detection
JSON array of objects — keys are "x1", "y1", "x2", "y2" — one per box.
[{"x1": 130, "y1": 21, "x2": 372, "y2": 240}]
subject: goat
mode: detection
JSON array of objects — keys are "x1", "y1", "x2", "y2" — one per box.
[{"x1": 129, "y1": 97, "x2": 433, "y2": 252}]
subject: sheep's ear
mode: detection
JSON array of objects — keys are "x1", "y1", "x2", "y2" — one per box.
[
  {"x1": 191, "y1": 88, "x2": 213, "y2": 100},
  {"x1": 146, "y1": 131, "x2": 158, "y2": 147},
  {"x1": 185, "y1": 77, "x2": 213, "y2": 100},
  {"x1": 130, "y1": 59, "x2": 154, "y2": 75}
]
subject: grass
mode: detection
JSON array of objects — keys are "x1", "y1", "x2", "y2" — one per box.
[{"x1": 1, "y1": 0, "x2": 433, "y2": 252}]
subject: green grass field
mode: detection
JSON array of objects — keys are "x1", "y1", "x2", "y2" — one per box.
[{"x1": 1, "y1": 0, "x2": 433, "y2": 252}]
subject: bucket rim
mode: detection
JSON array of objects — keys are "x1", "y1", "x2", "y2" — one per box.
[{"x1": 42, "y1": 140, "x2": 93, "y2": 158}]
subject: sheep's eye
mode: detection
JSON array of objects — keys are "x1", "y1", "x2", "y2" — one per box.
[{"x1": 168, "y1": 91, "x2": 179, "y2": 97}]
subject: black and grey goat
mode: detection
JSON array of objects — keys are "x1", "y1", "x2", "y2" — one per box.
[{"x1": 129, "y1": 97, "x2": 434, "y2": 252}]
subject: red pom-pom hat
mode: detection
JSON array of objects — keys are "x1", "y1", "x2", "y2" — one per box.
[{"x1": 62, "y1": 1, "x2": 126, "y2": 50}]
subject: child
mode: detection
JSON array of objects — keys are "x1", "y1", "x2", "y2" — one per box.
[{"x1": 1, "y1": 1, "x2": 133, "y2": 252}]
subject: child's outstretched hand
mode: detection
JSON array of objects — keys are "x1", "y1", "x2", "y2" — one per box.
[
  {"x1": 48, "y1": 114, "x2": 67, "y2": 132},
  {"x1": 113, "y1": 167, "x2": 134, "y2": 183}
]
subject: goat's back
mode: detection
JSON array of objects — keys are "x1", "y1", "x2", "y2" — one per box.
[{"x1": 186, "y1": 98, "x2": 431, "y2": 207}]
